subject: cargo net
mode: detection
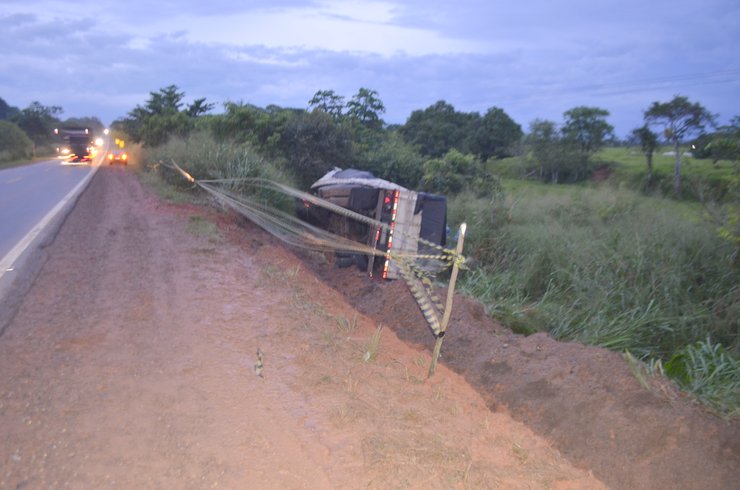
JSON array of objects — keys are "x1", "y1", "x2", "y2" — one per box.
[{"x1": 164, "y1": 161, "x2": 466, "y2": 341}]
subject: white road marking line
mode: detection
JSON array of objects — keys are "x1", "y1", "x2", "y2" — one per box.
[{"x1": 0, "y1": 161, "x2": 101, "y2": 281}]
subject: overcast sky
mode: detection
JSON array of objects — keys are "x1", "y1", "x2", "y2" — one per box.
[{"x1": 1, "y1": 0, "x2": 738, "y2": 137}]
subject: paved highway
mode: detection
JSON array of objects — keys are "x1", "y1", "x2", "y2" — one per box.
[{"x1": 0, "y1": 158, "x2": 100, "y2": 273}]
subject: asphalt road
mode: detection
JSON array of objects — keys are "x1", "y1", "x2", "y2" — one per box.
[
  {"x1": 0, "y1": 154, "x2": 107, "y2": 331},
  {"x1": 0, "y1": 159, "x2": 97, "y2": 264}
]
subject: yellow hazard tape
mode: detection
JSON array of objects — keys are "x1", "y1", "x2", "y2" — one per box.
[{"x1": 164, "y1": 159, "x2": 467, "y2": 345}]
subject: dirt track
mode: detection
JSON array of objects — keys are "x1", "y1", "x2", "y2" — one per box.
[{"x1": 0, "y1": 165, "x2": 737, "y2": 488}]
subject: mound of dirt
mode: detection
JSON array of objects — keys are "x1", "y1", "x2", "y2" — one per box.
[{"x1": 296, "y1": 232, "x2": 740, "y2": 489}]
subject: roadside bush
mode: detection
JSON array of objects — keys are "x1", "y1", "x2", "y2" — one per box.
[
  {"x1": 362, "y1": 131, "x2": 424, "y2": 188},
  {"x1": 0, "y1": 120, "x2": 33, "y2": 162},
  {"x1": 422, "y1": 149, "x2": 500, "y2": 196}
]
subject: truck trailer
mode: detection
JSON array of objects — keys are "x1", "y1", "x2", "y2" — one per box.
[{"x1": 298, "y1": 168, "x2": 447, "y2": 280}]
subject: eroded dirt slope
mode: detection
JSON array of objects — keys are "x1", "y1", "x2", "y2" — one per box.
[
  {"x1": 303, "y1": 238, "x2": 740, "y2": 489},
  {"x1": 0, "y1": 166, "x2": 603, "y2": 488}
]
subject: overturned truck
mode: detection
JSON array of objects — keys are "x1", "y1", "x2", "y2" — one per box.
[{"x1": 299, "y1": 168, "x2": 448, "y2": 280}]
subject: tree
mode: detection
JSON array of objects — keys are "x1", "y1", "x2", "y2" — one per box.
[
  {"x1": 630, "y1": 125, "x2": 658, "y2": 187},
  {"x1": 345, "y1": 88, "x2": 385, "y2": 130},
  {"x1": 561, "y1": 106, "x2": 614, "y2": 178},
  {"x1": 0, "y1": 97, "x2": 20, "y2": 120},
  {"x1": 210, "y1": 102, "x2": 262, "y2": 143},
  {"x1": 185, "y1": 97, "x2": 215, "y2": 118},
  {"x1": 0, "y1": 120, "x2": 33, "y2": 162},
  {"x1": 11, "y1": 101, "x2": 63, "y2": 151},
  {"x1": 308, "y1": 90, "x2": 345, "y2": 119},
  {"x1": 471, "y1": 107, "x2": 523, "y2": 160},
  {"x1": 278, "y1": 110, "x2": 355, "y2": 187},
  {"x1": 421, "y1": 149, "x2": 496, "y2": 195},
  {"x1": 527, "y1": 119, "x2": 560, "y2": 183},
  {"x1": 363, "y1": 131, "x2": 424, "y2": 188},
  {"x1": 644, "y1": 95, "x2": 716, "y2": 193},
  {"x1": 140, "y1": 112, "x2": 193, "y2": 147},
  {"x1": 693, "y1": 116, "x2": 740, "y2": 165},
  {"x1": 121, "y1": 85, "x2": 212, "y2": 146},
  {"x1": 400, "y1": 101, "x2": 478, "y2": 158},
  {"x1": 146, "y1": 84, "x2": 186, "y2": 115}
]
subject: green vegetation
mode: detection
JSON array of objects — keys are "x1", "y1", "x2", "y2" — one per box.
[
  {"x1": 0, "y1": 120, "x2": 33, "y2": 165},
  {"x1": 363, "y1": 324, "x2": 385, "y2": 363},
  {"x1": 143, "y1": 130, "x2": 289, "y2": 186},
  {"x1": 450, "y1": 184, "x2": 738, "y2": 416},
  {"x1": 595, "y1": 147, "x2": 737, "y2": 201},
  {"x1": 644, "y1": 95, "x2": 717, "y2": 194},
  {"x1": 116, "y1": 85, "x2": 213, "y2": 147},
  {"x1": 664, "y1": 339, "x2": 739, "y2": 417},
  {"x1": 185, "y1": 215, "x2": 222, "y2": 241},
  {"x1": 121, "y1": 85, "x2": 739, "y2": 416}
]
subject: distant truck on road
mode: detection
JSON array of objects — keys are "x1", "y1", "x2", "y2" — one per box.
[{"x1": 54, "y1": 127, "x2": 94, "y2": 163}]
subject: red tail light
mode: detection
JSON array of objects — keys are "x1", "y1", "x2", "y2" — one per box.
[{"x1": 382, "y1": 190, "x2": 400, "y2": 279}]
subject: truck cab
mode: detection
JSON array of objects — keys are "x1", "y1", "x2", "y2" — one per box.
[{"x1": 54, "y1": 127, "x2": 94, "y2": 163}]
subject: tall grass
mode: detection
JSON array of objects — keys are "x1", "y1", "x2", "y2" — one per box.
[
  {"x1": 664, "y1": 338, "x2": 740, "y2": 416},
  {"x1": 141, "y1": 130, "x2": 297, "y2": 212},
  {"x1": 143, "y1": 130, "x2": 294, "y2": 188},
  {"x1": 451, "y1": 184, "x2": 739, "y2": 415}
]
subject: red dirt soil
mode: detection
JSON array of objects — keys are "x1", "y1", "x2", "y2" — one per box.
[{"x1": 0, "y1": 165, "x2": 737, "y2": 488}]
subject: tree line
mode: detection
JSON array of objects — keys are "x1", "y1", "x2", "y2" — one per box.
[
  {"x1": 3, "y1": 87, "x2": 737, "y2": 196},
  {"x1": 0, "y1": 97, "x2": 104, "y2": 162}
]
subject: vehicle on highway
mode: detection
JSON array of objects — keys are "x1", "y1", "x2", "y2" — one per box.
[
  {"x1": 54, "y1": 127, "x2": 94, "y2": 163},
  {"x1": 107, "y1": 149, "x2": 128, "y2": 165}
]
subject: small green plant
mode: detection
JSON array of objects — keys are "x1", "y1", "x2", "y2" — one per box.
[
  {"x1": 336, "y1": 313, "x2": 358, "y2": 333},
  {"x1": 185, "y1": 215, "x2": 221, "y2": 240},
  {"x1": 262, "y1": 264, "x2": 282, "y2": 279},
  {"x1": 137, "y1": 166, "x2": 202, "y2": 204},
  {"x1": 623, "y1": 351, "x2": 664, "y2": 391},
  {"x1": 663, "y1": 339, "x2": 740, "y2": 417},
  {"x1": 512, "y1": 443, "x2": 528, "y2": 463},
  {"x1": 262, "y1": 262, "x2": 300, "y2": 281},
  {"x1": 290, "y1": 289, "x2": 328, "y2": 318},
  {"x1": 363, "y1": 324, "x2": 384, "y2": 362}
]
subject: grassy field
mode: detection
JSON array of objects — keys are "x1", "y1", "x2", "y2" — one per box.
[
  {"x1": 594, "y1": 146, "x2": 737, "y2": 200},
  {"x1": 491, "y1": 146, "x2": 737, "y2": 202},
  {"x1": 447, "y1": 173, "x2": 739, "y2": 416}
]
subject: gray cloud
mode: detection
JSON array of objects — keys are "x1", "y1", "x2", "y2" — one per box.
[{"x1": 1, "y1": 1, "x2": 738, "y2": 136}]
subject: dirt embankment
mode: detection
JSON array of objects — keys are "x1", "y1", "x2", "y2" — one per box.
[
  {"x1": 1, "y1": 166, "x2": 603, "y2": 488},
  {"x1": 305, "y1": 252, "x2": 740, "y2": 490},
  {"x1": 0, "y1": 165, "x2": 737, "y2": 489}
]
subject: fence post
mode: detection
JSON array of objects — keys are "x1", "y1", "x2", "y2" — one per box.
[{"x1": 428, "y1": 222, "x2": 466, "y2": 378}]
